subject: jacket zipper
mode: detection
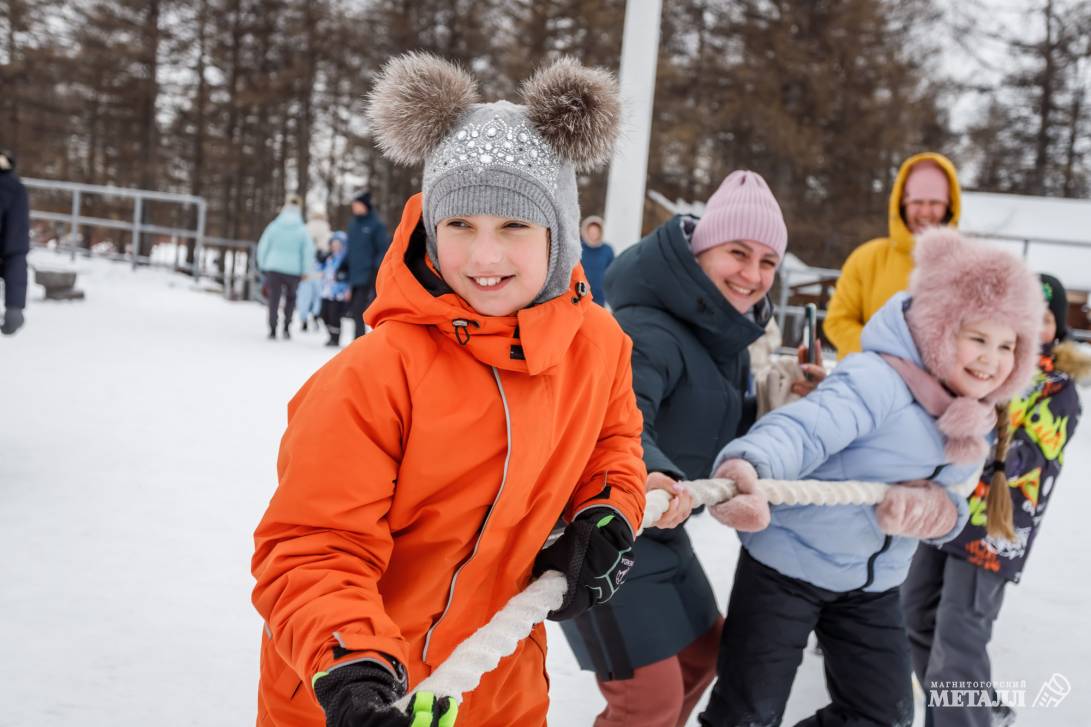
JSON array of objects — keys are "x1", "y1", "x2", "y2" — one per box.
[
  {"x1": 422, "y1": 366, "x2": 513, "y2": 663},
  {"x1": 860, "y1": 464, "x2": 947, "y2": 590},
  {"x1": 861, "y1": 535, "x2": 893, "y2": 590}
]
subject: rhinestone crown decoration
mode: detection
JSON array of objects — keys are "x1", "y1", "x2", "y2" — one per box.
[{"x1": 430, "y1": 114, "x2": 561, "y2": 191}]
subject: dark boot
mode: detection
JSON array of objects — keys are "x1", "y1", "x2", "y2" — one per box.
[
  {"x1": 301, "y1": 318, "x2": 309, "y2": 332},
  {"x1": 325, "y1": 331, "x2": 340, "y2": 347},
  {"x1": 268, "y1": 326, "x2": 277, "y2": 340},
  {"x1": 282, "y1": 324, "x2": 291, "y2": 340}
]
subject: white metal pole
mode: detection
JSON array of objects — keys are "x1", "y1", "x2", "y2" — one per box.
[
  {"x1": 132, "y1": 196, "x2": 143, "y2": 270},
  {"x1": 602, "y1": 0, "x2": 662, "y2": 253}
]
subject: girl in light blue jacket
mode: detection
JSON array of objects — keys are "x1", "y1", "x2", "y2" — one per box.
[{"x1": 697, "y1": 230, "x2": 1045, "y2": 727}]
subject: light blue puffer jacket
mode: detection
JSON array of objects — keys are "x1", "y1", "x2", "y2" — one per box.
[
  {"x1": 713, "y1": 292, "x2": 975, "y2": 592},
  {"x1": 257, "y1": 208, "x2": 314, "y2": 276}
]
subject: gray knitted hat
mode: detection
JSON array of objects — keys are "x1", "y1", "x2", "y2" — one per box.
[{"x1": 366, "y1": 53, "x2": 620, "y2": 305}]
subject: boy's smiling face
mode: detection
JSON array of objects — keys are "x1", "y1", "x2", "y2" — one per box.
[{"x1": 436, "y1": 214, "x2": 550, "y2": 317}]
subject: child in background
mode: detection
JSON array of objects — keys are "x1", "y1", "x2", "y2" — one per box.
[
  {"x1": 299, "y1": 207, "x2": 331, "y2": 331},
  {"x1": 251, "y1": 53, "x2": 646, "y2": 727},
  {"x1": 902, "y1": 272, "x2": 1090, "y2": 727},
  {"x1": 318, "y1": 231, "x2": 349, "y2": 347},
  {"x1": 700, "y1": 229, "x2": 1044, "y2": 727},
  {"x1": 579, "y1": 215, "x2": 614, "y2": 307}
]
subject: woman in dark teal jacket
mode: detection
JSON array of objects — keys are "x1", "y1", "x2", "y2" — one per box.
[{"x1": 560, "y1": 170, "x2": 796, "y2": 727}]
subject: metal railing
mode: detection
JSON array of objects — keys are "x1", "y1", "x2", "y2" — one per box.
[
  {"x1": 775, "y1": 264, "x2": 841, "y2": 343},
  {"x1": 24, "y1": 177, "x2": 265, "y2": 301},
  {"x1": 24, "y1": 177, "x2": 208, "y2": 275},
  {"x1": 774, "y1": 257, "x2": 1091, "y2": 348}
]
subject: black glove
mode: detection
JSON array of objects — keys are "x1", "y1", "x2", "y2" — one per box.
[
  {"x1": 1, "y1": 307, "x2": 24, "y2": 335},
  {"x1": 533, "y1": 507, "x2": 635, "y2": 621},
  {"x1": 314, "y1": 661, "x2": 458, "y2": 727}
]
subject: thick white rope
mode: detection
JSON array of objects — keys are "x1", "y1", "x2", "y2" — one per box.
[{"x1": 395, "y1": 477, "x2": 890, "y2": 709}]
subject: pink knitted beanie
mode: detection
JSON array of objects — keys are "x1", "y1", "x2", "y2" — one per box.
[
  {"x1": 906, "y1": 228, "x2": 1045, "y2": 404},
  {"x1": 691, "y1": 170, "x2": 788, "y2": 261}
]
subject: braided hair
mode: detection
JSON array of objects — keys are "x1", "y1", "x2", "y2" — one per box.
[{"x1": 985, "y1": 401, "x2": 1016, "y2": 541}]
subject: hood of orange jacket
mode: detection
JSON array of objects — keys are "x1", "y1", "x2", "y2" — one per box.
[{"x1": 253, "y1": 193, "x2": 646, "y2": 726}]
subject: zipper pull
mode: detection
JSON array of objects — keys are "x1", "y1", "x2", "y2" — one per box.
[
  {"x1": 452, "y1": 318, "x2": 479, "y2": 345},
  {"x1": 572, "y1": 280, "x2": 589, "y2": 304}
]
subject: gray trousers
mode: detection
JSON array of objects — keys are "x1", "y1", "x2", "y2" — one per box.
[
  {"x1": 265, "y1": 271, "x2": 301, "y2": 331},
  {"x1": 901, "y1": 545, "x2": 1008, "y2": 727}
]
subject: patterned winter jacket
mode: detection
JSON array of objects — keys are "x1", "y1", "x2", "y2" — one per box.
[{"x1": 940, "y1": 341, "x2": 1090, "y2": 582}]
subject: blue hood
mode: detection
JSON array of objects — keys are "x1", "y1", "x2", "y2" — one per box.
[{"x1": 860, "y1": 291, "x2": 925, "y2": 368}]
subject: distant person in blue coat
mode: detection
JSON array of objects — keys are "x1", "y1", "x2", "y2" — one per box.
[
  {"x1": 698, "y1": 230, "x2": 1046, "y2": 727},
  {"x1": 0, "y1": 149, "x2": 29, "y2": 336},
  {"x1": 257, "y1": 194, "x2": 314, "y2": 340},
  {"x1": 345, "y1": 190, "x2": 390, "y2": 338},
  {"x1": 579, "y1": 215, "x2": 614, "y2": 307}
]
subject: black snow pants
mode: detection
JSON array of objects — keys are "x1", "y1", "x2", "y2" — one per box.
[
  {"x1": 699, "y1": 549, "x2": 914, "y2": 727},
  {"x1": 320, "y1": 298, "x2": 348, "y2": 338}
]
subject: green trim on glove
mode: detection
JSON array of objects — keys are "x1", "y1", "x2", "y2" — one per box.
[{"x1": 409, "y1": 692, "x2": 459, "y2": 727}]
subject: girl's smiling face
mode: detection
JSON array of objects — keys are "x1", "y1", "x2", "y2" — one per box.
[
  {"x1": 695, "y1": 240, "x2": 780, "y2": 313},
  {"x1": 436, "y1": 214, "x2": 549, "y2": 317},
  {"x1": 947, "y1": 319, "x2": 1017, "y2": 399}
]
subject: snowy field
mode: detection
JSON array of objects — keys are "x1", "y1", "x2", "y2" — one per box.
[{"x1": 2, "y1": 249, "x2": 1088, "y2": 726}]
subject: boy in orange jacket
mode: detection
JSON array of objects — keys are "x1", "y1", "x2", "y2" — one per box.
[{"x1": 251, "y1": 53, "x2": 647, "y2": 727}]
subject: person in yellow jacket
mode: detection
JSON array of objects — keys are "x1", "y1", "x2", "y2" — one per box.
[{"x1": 824, "y1": 152, "x2": 961, "y2": 355}]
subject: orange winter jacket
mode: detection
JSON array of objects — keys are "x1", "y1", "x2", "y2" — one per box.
[{"x1": 252, "y1": 193, "x2": 647, "y2": 727}]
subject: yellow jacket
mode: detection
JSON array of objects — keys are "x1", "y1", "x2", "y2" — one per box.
[{"x1": 824, "y1": 152, "x2": 961, "y2": 355}]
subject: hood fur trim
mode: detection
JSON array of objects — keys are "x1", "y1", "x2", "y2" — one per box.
[{"x1": 1054, "y1": 340, "x2": 1091, "y2": 384}]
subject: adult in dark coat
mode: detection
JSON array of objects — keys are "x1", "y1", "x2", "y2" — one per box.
[
  {"x1": 345, "y1": 190, "x2": 391, "y2": 338},
  {"x1": 561, "y1": 170, "x2": 793, "y2": 727},
  {"x1": 0, "y1": 150, "x2": 29, "y2": 336}
]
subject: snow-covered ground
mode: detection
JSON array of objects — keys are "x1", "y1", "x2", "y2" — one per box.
[{"x1": 2, "y1": 250, "x2": 1088, "y2": 726}]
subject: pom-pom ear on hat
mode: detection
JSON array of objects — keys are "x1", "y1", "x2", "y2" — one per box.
[
  {"x1": 520, "y1": 56, "x2": 621, "y2": 172},
  {"x1": 366, "y1": 52, "x2": 480, "y2": 166}
]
